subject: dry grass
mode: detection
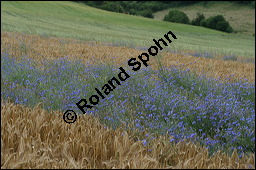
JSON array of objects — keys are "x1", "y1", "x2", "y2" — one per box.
[
  {"x1": 1, "y1": 31, "x2": 255, "y2": 83},
  {"x1": 1, "y1": 100, "x2": 255, "y2": 169}
]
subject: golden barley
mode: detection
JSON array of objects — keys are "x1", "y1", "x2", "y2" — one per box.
[
  {"x1": 1, "y1": 31, "x2": 255, "y2": 82},
  {"x1": 1, "y1": 101, "x2": 255, "y2": 169}
]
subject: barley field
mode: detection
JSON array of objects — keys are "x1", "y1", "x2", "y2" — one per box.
[
  {"x1": 1, "y1": 1, "x2": 255, "y2": 169},
  {"x1": 1, "y1": 101, "x2": 255, "y2": 168}
]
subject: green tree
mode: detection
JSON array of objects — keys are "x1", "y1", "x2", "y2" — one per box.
[
  {"x1": 200, "y1": 19, "x2": 207, "y2": 27},
  {"x1": 191, "y1": 12, "x2": 205, "y2": 26},
  {"x1": 138, "y1": 9, "x2": 154, "y2": 18},
  {"x1": 216, "y1": 21, "x2": 233, "y2": 33},
  {"x1": 129, "y1": 9, "x2": 136, "y2": 15},
  {"x1": 163, "y1": 10, "x2": 190, "y2": 24},
  {"x1": 206, "y1": 15, "x2": 225, "y2": 29},
  {"x1": 201, "y1": 15, "x2": 233, "y2": 33}
]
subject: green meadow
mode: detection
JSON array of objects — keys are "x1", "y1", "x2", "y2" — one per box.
[{"x1": 1, "y1": 1, "x2": 255, "y2": 58}]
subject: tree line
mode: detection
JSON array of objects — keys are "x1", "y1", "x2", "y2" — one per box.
[
  {"x1": 76, "y1": 1, "x2": 254, "y2": 33},
  {"x1": 77, "y1": 1, "x2": 254, "y2": 18}
]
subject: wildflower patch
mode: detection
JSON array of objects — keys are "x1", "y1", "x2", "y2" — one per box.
[
  {"x1": 76, "y1": 67, "x2": 130, "y2": 111},
  {"x1": 63, "y1": 31, "x2": 177, "y2": 123}
]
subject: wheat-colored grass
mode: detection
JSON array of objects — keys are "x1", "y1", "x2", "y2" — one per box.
[
  {"x1": 1, "y1": 31, "x2": 255, "y2": 83},
  {"x1": 1, "y1": 101, "x2": 255, "y2": 169}
]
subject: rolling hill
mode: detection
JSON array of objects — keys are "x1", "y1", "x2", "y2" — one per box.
[{"x1": 1, "y1": 1, "x2": 255, "y2": 58}]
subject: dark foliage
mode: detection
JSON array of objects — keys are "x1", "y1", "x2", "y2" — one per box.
[
  {"x1": 129, "y1": 9, "x2": 136, "y2": 15},
  {"x1": 191, "y1": 12, "x2": 205, "y2": 26},
  {"x1": 77, "y1": 1, "x2": 239, "y2": 33},
  {"x1": 163, "y1": 10, "x2": 190, "y2": 24},
  {"x1": 201, "y1": 15, "x2": 233, "y2": 33},
  {"x1": 137, "y1": 9, "x2": 154, "y2": 18},
  {"x1": 78, "y1": 1, "x2": 171, "y2": 18}
]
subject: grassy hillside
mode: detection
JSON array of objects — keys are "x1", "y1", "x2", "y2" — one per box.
[
  {"x1": 154, "y1": 1, "x2": 255, "y2": 35},
  {"x1": 1, "y1": 1, "x2": 255, "y2": 58}
]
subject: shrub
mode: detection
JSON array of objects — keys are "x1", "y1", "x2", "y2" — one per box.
[
  {"x1": 163, "y1": 10, "x2": 190, "y2": 24},
  {"x1": 145, "y1": 1, "x2": 164, "y2": 12},
  {"x1": 138, "y1": 9, "x2": 154, "y2": 18},
  {"x1": 112, "y1": 2, "x2": 125, "y2": 13},
  {"x1": 129, "y1": 9, "x2": 136, "y2": 15},
  {"x1": 101, "y1": 2, "x2": 124, "y2": 13},
  {"x1": 216, "y1": 21, "x2": 233, "y2": 33},
  {"x1": 125, "y1": 1, "x2": 138, "y2": 11},
  {"x1": 200, "y1": 19, "x2": 207, "y2": 27},
  {"x1": 206, "y1": 15, "x2": 225, "y2": 29},
  {"x1": 203, "y1": 15, "x2": 233, "y2": 33},
  {"x1": 101, "y1": 3, "x2": 111, "y2": 11},
  {"x1": 191, "y1": 12, "x2": 205, "y2": 26}
]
